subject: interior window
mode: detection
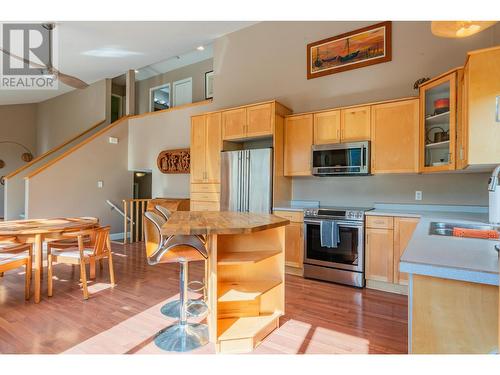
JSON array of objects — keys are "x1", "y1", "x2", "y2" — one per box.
[{"x1": 150, "y1": 84, "x2": 170, "y2": 111}]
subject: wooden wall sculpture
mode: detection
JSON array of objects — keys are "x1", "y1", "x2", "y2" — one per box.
[{"x1": 157, "y1": 148, "x2": 190, "y2": 174}]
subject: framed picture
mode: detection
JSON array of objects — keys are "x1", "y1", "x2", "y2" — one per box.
[
  {"x1": 205, "y1": 70, "x2": 214, "y2": 99},
  {"x1": 307, "y1": 21, "x2": 392, "y2": 79}
]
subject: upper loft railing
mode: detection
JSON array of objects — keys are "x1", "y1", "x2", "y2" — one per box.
[{"x1": 4, "y1": 118, "x2": 106, "y2": 180}]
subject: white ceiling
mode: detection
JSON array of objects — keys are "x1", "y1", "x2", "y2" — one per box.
[{"x1": 0, "y1": 21, "x2": 255, "y2": 105}]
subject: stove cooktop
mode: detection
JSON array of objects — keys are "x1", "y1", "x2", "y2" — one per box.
[{"x1": 303, "y1": 206, "x2": 373, "y2": 221}]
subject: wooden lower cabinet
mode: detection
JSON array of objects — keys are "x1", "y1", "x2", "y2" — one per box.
[
  {"x1": 273, "y1": 210, "x2": 304, "y2": 274},
  {"x1": 191, "y1": 200, "x2": 220, "y2": 211},
  {"x1": 365, "y1": 215, "x2": 419, "y2": 293},
  {"x1": 393, "y1": 217, "x2": 419, "y2": 285},
  {"x1": 365, "y1": 226, "x2": 394, "y2": 283},
  {"x1": 411, "y1": 275, "x2": 498, "y2": 353}
]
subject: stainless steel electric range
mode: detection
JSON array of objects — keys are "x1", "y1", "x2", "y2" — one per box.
[{"x1": 303, "y1": 206, "x2": 373, "y2": 288}]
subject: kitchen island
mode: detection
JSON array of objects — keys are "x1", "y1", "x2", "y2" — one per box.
[
  {"x1": 370, "y1": 204, "x2": 499, "y2": 354},
  {"x1": 161, "y1": 211, "x2": 289, "y2": 353}
]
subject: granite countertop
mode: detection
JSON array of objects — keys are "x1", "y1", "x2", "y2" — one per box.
[
  {"x1": 161, "y1": 211, "x2": 289, "y2": 236},
  {"x1": 367, "y1": 204, "x2": 499, "y2": 286}
]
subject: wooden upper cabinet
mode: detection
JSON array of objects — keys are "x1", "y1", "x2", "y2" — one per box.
[
  {"x1": 284, "y1": 114, "x2": 313, "y2": 176},
  {"x1": 393, "y1": 217, "x2": 419, "y2": 285},
  {"x1": 191, "y1": 115, "x2": 207, "y2": 183},
  {"x1": 419, "y1": 71, "x2": 458, "y2": 172},
  {"x1": 365, "y1": 226, "x2": 394, "y2": 283},
  {"x1": 222, "y1": 108, "x2": 246, "y2": 140},
  {"x1": 341, "y1": 106, "x2": 371, "y2": 142},
  {"x1": 313, "y1": 110, "x2": 341, "y2": 145},
  {"x1": 205, "y1": 112, "x2": 222, "y2": 183},
  {"x1": 371, "y1": 99, "x2": 419, "y2": 174},
  {"x1": 465, "y1": 47, "x2": 500, "y2": 166},
  {"x1": 246, "y1": 103, "x2": 273, "y2": 137}
]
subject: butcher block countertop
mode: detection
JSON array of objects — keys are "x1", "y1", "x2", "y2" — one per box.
[{"x1": 161, "y1": 211, "x2": 289, "y2": 236}]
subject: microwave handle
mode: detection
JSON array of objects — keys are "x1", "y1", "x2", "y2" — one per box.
[{"x1": 360, "y1": 146, "x2": 365, "y2": 170}]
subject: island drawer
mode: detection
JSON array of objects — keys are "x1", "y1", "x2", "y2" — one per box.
[{"x1": 366, "y1": 216, "x2": 394, "y2": 229}]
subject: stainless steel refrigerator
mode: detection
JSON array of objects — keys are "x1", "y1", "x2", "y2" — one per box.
[{"x1": 220, "y1": 148, "x2": 273, "y2": 213}]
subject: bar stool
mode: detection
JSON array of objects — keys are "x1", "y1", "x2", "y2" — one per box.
[
  {"x1": 144, "y1": 211, "x2": 209, "y2": 352},
  {"x1": 153, "y1": 206, "x2": 208, "y2": 319}
]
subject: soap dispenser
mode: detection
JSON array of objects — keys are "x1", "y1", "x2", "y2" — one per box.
[{"x1": 488, "y1": 165, "x2": 500, "y2": 224}]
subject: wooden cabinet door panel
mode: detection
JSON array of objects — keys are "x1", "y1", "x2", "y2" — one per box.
[
  {"x1": 222, "y1": 108, "x2": 247, "y2": 140},
  {"x1": 284, "y1": 114, "x2": 313, "y2": 176},
  {"x1": 371, "y1": 99, "x2": 419, "y2": 174},
  {"x1": 285, "y1": 222, "x2": 303, "y2": 268},
  {"x1": 191, "y1": 115, "x2": 206, "y2": 183},
  {"x1": 191, "y1": 201, "x2": 220, "y2": 211},
  {"x1": 246, "y1": 103, "x2": 273, "y2": 137},
  {"x1": 313, "y1": 110, "x2": 341, "y2": 145},
  {"x1": 365, "y1": 227, "x2": 394, "y2": 283},
  {"x1": 394, "y1": 217, "x2": 419, "y2": 285},
  {"x1": 341, "y1": 106, "x2": 371, "y2": 142},
  {"x1": 205, "y1": 112, "x2": 222, "y2": 183}
]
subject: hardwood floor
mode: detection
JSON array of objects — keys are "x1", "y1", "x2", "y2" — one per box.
[{"x1": 0, "y1": 241, "x2": 407, "y2": 354}]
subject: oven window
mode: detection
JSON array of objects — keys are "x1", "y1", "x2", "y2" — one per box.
[
  {"x1": 312, "y1": 148, "x2": 361, "y2": 168},
  {"x1": 305, "y1": 223, "x2": 359, "y2": 265}
]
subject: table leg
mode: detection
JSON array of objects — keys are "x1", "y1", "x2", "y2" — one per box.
[{"x1": 34, "y1": 234, "x2": 42, "y2": 303}]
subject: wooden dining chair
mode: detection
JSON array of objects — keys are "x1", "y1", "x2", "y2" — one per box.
[
  {"x1": 47, "y1": 226, "x2": 115, "y2": 300},
  {"x1": 0, "y1": 241, "x2": 32, "y2": 300}
]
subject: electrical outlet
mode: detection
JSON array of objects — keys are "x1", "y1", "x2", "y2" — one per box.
[
  {"x1": 415, "y1": 191, "x2": 422, "y2": 201},
  {"x1": 97, "y1": 180, "x2": 104, "y2": 188},
  {"x1": 108, "y1": 137, "x2": 119, "y2": 144}
]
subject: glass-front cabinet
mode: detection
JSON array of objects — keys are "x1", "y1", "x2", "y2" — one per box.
[{"x1": 419, "y1": 70, "x2": 461, "y2": 172}]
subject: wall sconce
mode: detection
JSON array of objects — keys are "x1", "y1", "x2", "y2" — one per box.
[{"x1": 0, "y1": 141, "x2": 35, "y2": 170}]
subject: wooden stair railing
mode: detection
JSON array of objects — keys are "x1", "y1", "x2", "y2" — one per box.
[
  {"x1": 4, "y1": 118, "x2": 107, "y2": 181},
  {"x1": 122, "y1": 198, "x2": 191, "y2": 244},
  {"x1": 123, "y1": 198, "x2": 149, "y2": 244}
]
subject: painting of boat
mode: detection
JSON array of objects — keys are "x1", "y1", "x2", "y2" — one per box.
[{"x1": 307, "y1": 21, "x2": 392, "y2": 79}]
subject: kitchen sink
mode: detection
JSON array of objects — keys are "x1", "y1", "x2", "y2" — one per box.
[{"x1": 429, "y1": 222, "x2": 500, "y2": 238}]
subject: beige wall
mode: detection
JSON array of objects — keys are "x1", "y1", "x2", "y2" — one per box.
[
  {"x1": 213, "y1": 22, "x2": 500, "y2": 112},
  {"x1": 26, "y1": 119, "x2": 132, "y2": 234},
  {"x1": 36, "y1": 79, "x2": 109, "y2": 154},
  {"x1": 0, "y1": 104, "x2": 37, "y2": 217},
  {"x1": 135, "y1": 58, "x2": 213, "y2": 114},
  {"x1": 128, "y1": 101, "x2": 215, "y2": 199}
]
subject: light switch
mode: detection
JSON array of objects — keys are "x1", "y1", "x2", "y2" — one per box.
[
  {"x1": 108, "y1": 137, "x2": 119, "y2": 144},
  {"x1": 97, "y1": 181, "x2": 104, "y2": 188},
  {"x1": 415, "y1": 191, "x2": 422, "y2": 201}
]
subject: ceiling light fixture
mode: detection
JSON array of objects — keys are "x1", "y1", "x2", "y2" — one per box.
[
  {"x1": 431, "y1": 21, "x2": 497, "y2": 38},
  {"x1": 196, "y1": 46, "x2": 205, "y2": 51},
  {"x1": 134, "y1": 69, "x2": 139, "y2": 73},
  {"x1": 82, "y1": 47, "x2": 143, "y2": 58}
]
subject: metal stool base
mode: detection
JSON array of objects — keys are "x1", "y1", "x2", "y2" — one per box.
[
  {"x1": 154, "y1": 323, "x2": 209, "y2": 352},
  {"x1": 160, "y1": 299, "x2": 208, "y2": 319}
]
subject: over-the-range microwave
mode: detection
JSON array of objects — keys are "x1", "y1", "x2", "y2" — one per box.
[{"x1": 311, "y1": 141, "x2": 370, "y2": 176}]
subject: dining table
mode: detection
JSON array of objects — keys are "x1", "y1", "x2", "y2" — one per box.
[{"x1": 0, "y1": 217, "x2": 99, "y2": 303}]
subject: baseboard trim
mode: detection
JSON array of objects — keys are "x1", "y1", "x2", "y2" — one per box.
[
  {"x1": 366, "y1": 279, "x2": 408, "y2": 295},
  {"x1": 110, "y1": 232, "x2": 130, "y2": 241}
]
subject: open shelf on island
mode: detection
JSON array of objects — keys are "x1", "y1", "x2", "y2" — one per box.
[
  {"x1": 217, "y1": 250, "x2": 281, "y2": 265},
  {"x1": 425, "y1": 140, "x2": 450, "y2": 149},
  {"x1": 218, "y1": 280, "x2": 282, "y2": 302},
  {"x1": 217, "y1": 312, "x2": 282, "y2": 345}
]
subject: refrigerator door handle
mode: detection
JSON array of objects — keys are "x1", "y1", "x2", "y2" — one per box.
[
  {"x1": 243, "y1": 150, "x2": 250, "y2": 212},
  {"x1": 237, "y1": 152, "x2": 242, "y2": 212}
]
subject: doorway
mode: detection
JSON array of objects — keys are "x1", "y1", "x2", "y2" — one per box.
[
  {"x1": 133, "y1": 171, "x2": 152, "y2": 199},
  {"x1": 111, "y1": 94, "x2": 123, "y2": 123},
  {"x1": 149, "y1": 83, "x2": 171, "y2": 112},
  {"x1": 173, "y1": 77, "x2": 193, "y2": 107}
]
